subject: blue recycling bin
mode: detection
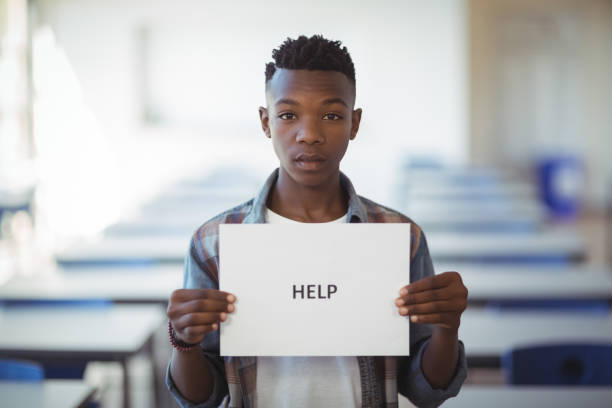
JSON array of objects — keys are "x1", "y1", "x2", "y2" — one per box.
[{"x1": 536, "y1": 155, "x2": 583, "y2": 219}]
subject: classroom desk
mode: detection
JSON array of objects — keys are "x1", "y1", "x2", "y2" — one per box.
[
  {"x1": 57, "y1": 228, "x2": 586, "y2": 266},
  {"x1": 55, "y1": 236, "x2": 189, "y2": 266},
  {"x1": 0, "y1": 182, "x2": 35, "y2": 240},
  {"x1": 435, "y1": 264, "x2": 612, "y2": 303},
  {"x1": 105, "y1": 219, "x2": 196, "y2": 237},
  {"x1": 400, "y1": 166, "x2": 516, "y2": 185},
  {"x1": 0, "y1": 178, "x2": 35, "y2": 211},
  {"x1": 1, "y1": 379, "x2": 97, "y2": 408},
  {"x1": 114, "y1": 209, "x2": 207, "y2": 229},
  {"x1": 132, "y1": 202, "x2": 238, "y2": 234},
  {"x1": 103, "y1": 205, "x2": 208, "y2": 237},
  {"x1": 459, "y1": 309, "x2": 612, "y2": 367},
  {"x1": 0, "y1": 265, "x2": 182, "y2": 304},
  {"x1": 110, "y1": 207, "x2": 542, "y2": 235},
  {"x1": 399, "y1": 386, "x2": 612, "y2": 408},
  {"x1": 415, "y1": 212, "x2": 541, "y2": 233},
  {"x1": 427, "y1": 230, "x2": 586, "y2": 263},
  {"x1": 170, "y1": 167, "x2": 262, "y2": 190},
  {"x1": 404, "y1": 198, "x2": 545, "y2": 219},
  {"x1": 404, "y1": 182, "x2": 536, "y2": 200},
  {"x1": 108, "y1": 210, "x2": 544, "y2": 236},
  {"x1": 151, "y1": 185, "x2": 255, "y2": 202},
  {"x1": 0, "y1": 304, "x2": 165, "y2": 408},
  {"x1": 141, "y1": 192, "x2": 249, "y2": 214}
]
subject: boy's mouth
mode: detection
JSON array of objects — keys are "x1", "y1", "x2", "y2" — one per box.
[{"x1": 294, "y1": 153, "x2": 327, "y2": 171}]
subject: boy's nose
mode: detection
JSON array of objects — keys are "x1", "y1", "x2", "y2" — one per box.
[{"x1": 295, "y1": 121, "x2": 324, "y2": 144}]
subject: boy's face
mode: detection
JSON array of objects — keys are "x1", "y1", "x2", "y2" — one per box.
[{"x1": 259, "y1": 69, "x2": 362, "y2": 188}]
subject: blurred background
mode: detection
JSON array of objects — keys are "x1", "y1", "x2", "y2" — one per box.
[{"x1": 0, "y1": 0, "x2": 611, "y2": 407}]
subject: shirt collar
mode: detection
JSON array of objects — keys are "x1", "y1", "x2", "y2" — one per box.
[{"x1": 242, "y1": 168, "x2": 368, "y2": 224}]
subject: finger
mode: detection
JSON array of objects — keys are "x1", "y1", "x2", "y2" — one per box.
[
  {"x1": 173, "y1": 312, "x2": 227, "y2": 330},
  {"x1": 176, "y1": 324, "x2": 217, "y2": 343},
  {"x1": 171, "y1": 288, "x2": 236, "y2": 303},
  {"x1": 396, "y1": 287, "x2": 457, "y2": 306},
  {"x1": 171, "y1": 298, "x2": 234, "y2": 316},
  {"x1": 400, "y1": 271, "x2": 460, "y2": 295},
  {"x1": 180, "y1": 324, "x2": 217, "y2": 337},
  {"x1": 408, "y1": 313, "x2": 459, "y2": 330},
  {"x1": 167, "y1": 299, "x2": 234, "y2": 320},
  {"x1": 408, "y1": 313, "x2": 444, "y2": 324},
  {"x1": 172, "y1": 288, "x2": 236, "y2": 302},
  {"x1": 397, "y1": 300, "x2": 461, "y2": 316}
]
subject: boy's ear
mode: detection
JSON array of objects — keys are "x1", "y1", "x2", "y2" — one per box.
[
  {"x1": 350, "y1": 108, "x2": 362, "y2": 140},
  {"x1": 259, "y1": 107, "x2": 271, "y2": 138}
]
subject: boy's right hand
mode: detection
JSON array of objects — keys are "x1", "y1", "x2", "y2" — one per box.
[{"x1": 167, "y1": 289, "x2": 236, "y2": 345}]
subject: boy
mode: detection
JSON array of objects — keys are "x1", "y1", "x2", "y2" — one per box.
[{"x1": 166, "y1": 35, "x2": 467, "y2": 408}]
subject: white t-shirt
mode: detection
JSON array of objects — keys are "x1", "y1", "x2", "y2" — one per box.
[{"x1": 256, "y1": 208, "x2": 361, "y2": 408}]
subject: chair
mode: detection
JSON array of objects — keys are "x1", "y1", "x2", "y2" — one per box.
[
  {"x1": 502, "y1": 344, "x2": 612, "y2": 385},
  {"x1": 0, "y1": 359, "x2": 44, "y2": 381}
]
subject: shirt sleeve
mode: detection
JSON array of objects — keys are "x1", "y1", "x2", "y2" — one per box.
[
  {"x1": 165, "y1": 240, "x2": 229, "y2": 408},
  {"x1": 397, "y1": 232, "x2": 468, "y2": 407}
]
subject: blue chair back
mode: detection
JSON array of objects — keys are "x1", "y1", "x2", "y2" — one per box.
[
  {"x1": 43, "y1": 361, "x2": 89, "y2": 379},
  {"x1": 502, "y1": 344, "x2": 612, "y2": 385},
  {"x1": 0, "y1": 359, "x2": 44, "y2": 381}
]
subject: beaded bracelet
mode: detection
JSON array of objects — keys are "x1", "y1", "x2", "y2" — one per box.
[{"x1": 168, "y1": 320, "x2": 199, "y2": 352}]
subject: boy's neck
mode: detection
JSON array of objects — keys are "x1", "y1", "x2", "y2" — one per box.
[{"x1": 266, "y1": 168, "x2": 348, "y2": 223}]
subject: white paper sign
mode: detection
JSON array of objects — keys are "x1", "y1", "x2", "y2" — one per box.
[{"x1": 219, "y1": 223, "x2": 411, "y2": 356}]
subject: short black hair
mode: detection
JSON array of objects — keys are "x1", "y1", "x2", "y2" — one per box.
[{"x1": 265, "y1": 35, "x2": 356, "y2": 86}]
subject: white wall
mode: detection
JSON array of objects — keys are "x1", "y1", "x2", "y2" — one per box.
[
  {"x1": 35, "y1": 0, "x2": 468, "y2": 207},
  {"x1": 469, "y1": 0, "x2": 612, "y2": 209}
]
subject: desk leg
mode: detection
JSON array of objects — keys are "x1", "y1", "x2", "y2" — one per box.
[
  {"x1": 147, "y1": 336, "x2": 161, "y2": 408},
  {"x1": 121, "y1": 359, "x2": 131, "y2": 408}
]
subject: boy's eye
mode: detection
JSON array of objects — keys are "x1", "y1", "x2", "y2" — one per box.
[
  {"x1": 323, "y1": 113, "x2": 342, "y2": 121},
  {"x1": 279, "y1": 112, "x2": 296, "y2": 120}
]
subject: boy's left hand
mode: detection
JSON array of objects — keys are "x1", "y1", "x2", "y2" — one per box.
[{"x1": 395, "y1": 271, "x2": 468, "y2": 331}]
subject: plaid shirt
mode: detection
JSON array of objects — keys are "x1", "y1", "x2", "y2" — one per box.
[{"x1": 167, "y1": 169, "x2": 467, "y2": 408}]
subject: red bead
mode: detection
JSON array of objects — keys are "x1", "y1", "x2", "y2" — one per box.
[{"x1": 168, "y1": 320, "x2": 198, "y2": 352}]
